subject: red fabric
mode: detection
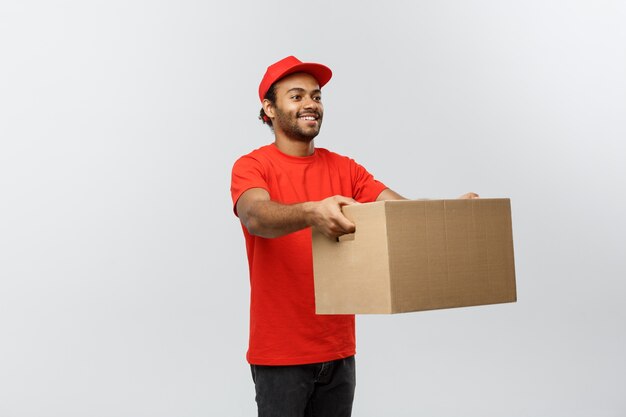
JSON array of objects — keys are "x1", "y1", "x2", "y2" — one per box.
[
  {"x1": 231, "y1": 144, "x2": 387, "y2": 365},
  {"x1": 258, "y1": 55, "x2": 332, "y2": 102}
]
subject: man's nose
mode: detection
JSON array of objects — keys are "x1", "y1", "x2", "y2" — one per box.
[{"x1": 302, "y1": 96, "x2": 319, "y2": 108}]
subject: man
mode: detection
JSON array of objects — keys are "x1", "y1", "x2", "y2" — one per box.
[{"x1": 231, "y1": 55, "x2": 477, "y2": 417}]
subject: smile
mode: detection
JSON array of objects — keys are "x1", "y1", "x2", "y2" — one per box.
[{"x1": 298, "y1": 113, "x2": 320, "y2": 122}]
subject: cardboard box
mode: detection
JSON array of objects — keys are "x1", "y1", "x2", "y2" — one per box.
[{"x1": 312, "y1": 198, "x2": 516, "y2": 314}]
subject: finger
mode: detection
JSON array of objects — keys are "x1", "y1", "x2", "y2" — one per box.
[
  {"x1": 334, "y1": 215, "x2": 356, "y2": 234},
  {"x1": 334, "y1": 195, "x2": 358, "y2": 206}
]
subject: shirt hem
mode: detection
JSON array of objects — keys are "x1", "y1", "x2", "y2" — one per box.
[{"x1": 247, "y1": 349, "x2": 356, "y2": 366}]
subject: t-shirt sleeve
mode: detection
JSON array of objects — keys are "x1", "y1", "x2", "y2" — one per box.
[
  {"x1": 350, "y1": 159, "x2": 388, "y2": 202},
  {"x1": 230, "y1": 155, "x2": 269, "y2": 217}
]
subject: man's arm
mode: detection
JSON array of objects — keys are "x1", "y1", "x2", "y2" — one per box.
[
  {"x1": 236, "y1": 188, "x2": 358, "y2": 239},
  {"x1": 376, "y1": 188, "x2": 407, "y2": 201},
  {"x1": 376, "y1": 188, "x2": 480, "y2": 201}
]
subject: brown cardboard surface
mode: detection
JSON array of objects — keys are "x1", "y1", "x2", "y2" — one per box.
[{"x1": 312, "y1": 198, "x2": 517, "y2": 314}]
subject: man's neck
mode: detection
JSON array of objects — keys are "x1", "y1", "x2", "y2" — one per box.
[{"x1": 273, "y1": 136, "x2": 315, "y2": 157}]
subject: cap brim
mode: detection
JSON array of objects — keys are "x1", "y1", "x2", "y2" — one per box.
[{"x1": 276, "y1": 62, "x2": 333, "y2": 89}]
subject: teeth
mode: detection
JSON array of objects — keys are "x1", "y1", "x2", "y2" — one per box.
[{"x1": 300, "y1": 116, "x2": 316, "y2": 120}]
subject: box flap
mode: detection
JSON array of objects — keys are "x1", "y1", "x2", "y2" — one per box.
[{"x1": 313, "y1": 202, "x2": 393, "y2": 314}]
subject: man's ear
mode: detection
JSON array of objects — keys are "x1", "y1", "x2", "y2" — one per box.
[{"x1": 262, "y1": 99, "x2": 275, "y2": 119}]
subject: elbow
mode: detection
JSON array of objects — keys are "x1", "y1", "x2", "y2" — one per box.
[
  {"x1": 238, "y1": 199, "x2": 284, "y2": 238},
  {"x1": 243, "y1": 216, "x2": 262, "y2": 236},
  {"x1": 242, "y1": 215, "x2": 276, "y2": 238},
  {"x1": 238, "y1": 203, "x2": 261, "y2": 236}
]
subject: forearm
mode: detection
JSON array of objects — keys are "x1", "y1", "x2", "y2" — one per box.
[
  {"x1": 376, "y1": 189, "x2": 479, "y2": 201},
  {"x1": 243, "y1": 200, "x2": 315, "y2": 238},
  {"x1": 377, "y1": 188, "x2": 408, "y2": 201},
  {"x1": 238, "y1": 192, "x2": 357, "y2": 239}
]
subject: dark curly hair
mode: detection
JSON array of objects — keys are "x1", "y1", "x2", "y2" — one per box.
[{"x1": 258, "y1": 83, "x2": 277, "y2": 128}]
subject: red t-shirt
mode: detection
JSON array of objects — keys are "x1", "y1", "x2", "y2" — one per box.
[{"x1": 231, "y1": 144, "x2": 387, "y2": 365}]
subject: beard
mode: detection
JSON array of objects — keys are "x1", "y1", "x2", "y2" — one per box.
[{"x1": 273, "y1": 106, "x2": 323, "y2": 143}]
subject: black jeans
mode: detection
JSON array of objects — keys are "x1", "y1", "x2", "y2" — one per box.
[{"x1": 250, "y1": 356, "x2": 356, "y2": 417}]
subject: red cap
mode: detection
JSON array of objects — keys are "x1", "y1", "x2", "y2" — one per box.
[{"x1": 258, "y1": 56, "x2": 332, "y2": 102}]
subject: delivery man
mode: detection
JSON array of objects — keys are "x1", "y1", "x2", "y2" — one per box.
[{"x1": 230, "y1": 55, "x2": 477, "y2": 417}]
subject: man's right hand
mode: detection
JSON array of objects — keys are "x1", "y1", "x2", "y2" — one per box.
[{"x1": 305, "y1": 195, "x2": 358, "y2": 239}]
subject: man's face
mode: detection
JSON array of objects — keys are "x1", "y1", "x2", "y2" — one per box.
[{"x1": 270, "y1": 72, "x2": 324, "y2": 142}]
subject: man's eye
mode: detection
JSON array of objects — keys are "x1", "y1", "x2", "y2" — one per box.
[
  {"x1": 314, "y1": 96, "x2": 322, "y2": 101},
  {"x1": 291, "y1": 95, "x2": 301, "y2": 100}
]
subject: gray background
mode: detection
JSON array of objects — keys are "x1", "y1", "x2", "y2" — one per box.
[{"x1": 1, "y1": 1, "x2": 625, "y2": 416}]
